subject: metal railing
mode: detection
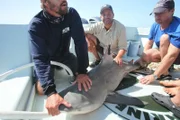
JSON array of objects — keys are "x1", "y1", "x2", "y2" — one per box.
[{"x1": 0, "y1": 61, "x2": 73, "y2": 119}]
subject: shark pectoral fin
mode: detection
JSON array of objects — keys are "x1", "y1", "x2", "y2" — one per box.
[
  {"x1": 58, "y1": 84, "x2": 78, "y2": 97},
  {"x1": 105, "y1": 92, "x2": 147, "y2": 107}
]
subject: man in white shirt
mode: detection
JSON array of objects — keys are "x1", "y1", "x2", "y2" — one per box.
[{"x1": 85, "y1": 4, "x2": 127, "y2": 67}]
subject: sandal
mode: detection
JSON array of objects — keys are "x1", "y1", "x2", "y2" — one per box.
[
  {"x1": 157, "y1": 74, "x2": 172, "y2": 80},
  {"x1": 151, "y1": 92, "x2": 180, "y2": 118}
]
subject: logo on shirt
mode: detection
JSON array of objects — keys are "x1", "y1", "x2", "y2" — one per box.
[{"x1": 62, "y1": 27, "x2": 70, "y2": 34}]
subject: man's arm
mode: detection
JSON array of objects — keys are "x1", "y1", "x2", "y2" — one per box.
[
  {"x1": 139, "y1": 43, "x2": 180, "y2": 85},
  {"x1": 29, "y1": 18, "x2": 72, "y2": 116},
  {"x1": 154, "y1": 43, "x2": 180, "y2": 78},
  {"x1": 70, "y1": 8, "x2": 89, "y2": 74},
  {"x1": 114, "y1": 24, "x2": 127, "y2": 65},
  {"x1": 28, "y1": 20, "x2": 56, "y2": 96},
  {"x1": 117, "y1": 25, "x2": 127, "y2": 57},
  {"x1": 144, "y1": 40, "x2": 154, "y2": 52},
  {"x1": 116, "y1": 49, "x2": 126, "y2": 58},
  {"x1": 69, "y1": 8, "x2": 92, "y2": 91},
  {"x1": 144, "y1": 23, "x2": 156, "y2": 52}
]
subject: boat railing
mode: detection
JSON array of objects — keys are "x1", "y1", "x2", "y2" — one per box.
[{"x1": 0, "y1": 61, "x2": 73, "y2": 119}]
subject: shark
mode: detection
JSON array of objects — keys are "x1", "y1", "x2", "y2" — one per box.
[{"x1": 58, "y1": 45, "x2": 144, "y2": 114}]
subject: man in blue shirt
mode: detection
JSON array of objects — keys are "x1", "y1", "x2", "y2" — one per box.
[
  {"x1": 139, "y1": 0, "x2": 180, "y2": 116},
  {"x1": 139, "y1": 0, "x2": 180, "y2": 84},
  {"x1": 28, "y1": 0, "x2": 92, "y2": 116}
]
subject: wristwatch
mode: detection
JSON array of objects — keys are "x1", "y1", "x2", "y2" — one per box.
[{"x1": 153, "y1": 74, "x2": 158, "y2": 80}]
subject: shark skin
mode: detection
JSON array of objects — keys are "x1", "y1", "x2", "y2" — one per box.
[{"x1": 58, "y1": 47, "x2": 144, "y2": 115}]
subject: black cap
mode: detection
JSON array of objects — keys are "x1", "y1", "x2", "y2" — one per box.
[
  {"x1": 100, "y1": 4, "x2": 114, "y2": 14},
  {"x1": 150, "y1": 0, "x2": 175, "y2": 15}
]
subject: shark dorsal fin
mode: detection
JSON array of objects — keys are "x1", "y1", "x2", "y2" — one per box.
[{"x1": 100, "y1": 45, "x2": 114, "y2": 65}]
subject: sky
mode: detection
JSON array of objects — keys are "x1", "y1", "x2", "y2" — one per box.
[{"x1": 0, "y1": 0, "x2": 180, "y2": 27}]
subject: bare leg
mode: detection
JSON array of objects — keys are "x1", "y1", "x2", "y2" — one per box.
[
  {"x1": 86, "y1": 34, "x2": 101, "y2": 61},
  {"x1": 135, "y1": 49, "x2": 161, "y2": 84},
  {"x1": 142, "y1": 49, "x2": 161, "y2": 63},
  {"x1": 35, "y1": 81, "x2": 44, "y2": 95},
  {"x1": 160, "y1": 80, "x2": 180, "y2": 87},
  {"x1": 159, "y1": 34, "x2": 170, "y2": 75},
  {"x1": 91, "y1": 46, "x2": 101, "y2": 61}
]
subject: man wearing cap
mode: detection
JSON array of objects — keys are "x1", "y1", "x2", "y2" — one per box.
[
  {"x1": 28, "y1": 0, "x2": 92, "y2": 116},
  {"x1": 139, "y1": 1, "x2": 180, "y2": 117},
  {"x1": 139, "y1": 0, "x2": 180, "y2": 84},
  {"x1": 85, "y1": 4, "x2": 127, "y2": 67}
]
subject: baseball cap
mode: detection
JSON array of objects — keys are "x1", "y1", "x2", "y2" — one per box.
[
  {"x1": 150, "y1": 0, "x2": 175, "y2": 15},
  {"x1": 100, "y1": 4, "x2": 114, "y2": 14}
]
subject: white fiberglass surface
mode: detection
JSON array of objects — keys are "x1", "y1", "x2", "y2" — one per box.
[{"x1": 31, "y1": 69, "x2": 125, "y2": 120}]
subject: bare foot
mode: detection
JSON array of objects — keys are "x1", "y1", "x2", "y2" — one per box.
[
  {"x1": 170, "y1": 87, "x2": 180, "y2": 107},
  {"x1": 159, "y1": 80, "x2": 180, "y2": 87}
]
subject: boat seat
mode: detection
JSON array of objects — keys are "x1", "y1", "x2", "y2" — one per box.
[{"x1": 0, "y1": 76, "x2": 32, "y2": 111}]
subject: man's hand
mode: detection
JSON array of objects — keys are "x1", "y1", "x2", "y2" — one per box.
[
  {"x1": 139, "y1": 74, "x2": 155, "y2": 85},
  {"x1": 73, "y1": 74, "x2": 92, "y2": 91},
  {"x1": 113, "y1": 49, "x2": 126, "y2": 66},
  {"x1": 113, "y1": 56, "x2": 123, "y2": 66},
  {"x1": 46, "y1": 93, "x2": 71, "y2": 116}
]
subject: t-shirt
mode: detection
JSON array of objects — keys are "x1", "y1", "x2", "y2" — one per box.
[
  {"x1": 85, "y1": 19, "x2": 127, "y2": 53},
  {"x1": 149, "y1": 16, "x2": 180, "y2": 49}
]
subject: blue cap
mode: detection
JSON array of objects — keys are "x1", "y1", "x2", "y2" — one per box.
[
  {"x1": 150, "y1": 0, "x2": 175, "y2": 15},
  {"x1": 100, "y1": 4, "x2": 114, "y2": 14}
]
